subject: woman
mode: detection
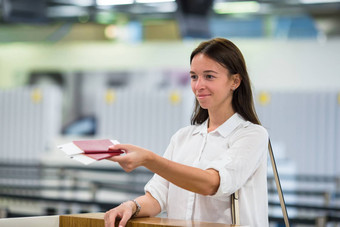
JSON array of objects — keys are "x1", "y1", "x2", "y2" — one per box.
[{"x1": 104, "y1": 38, "x2": 268, "y2": 227}]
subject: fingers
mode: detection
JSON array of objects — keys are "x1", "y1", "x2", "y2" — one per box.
[
  {"x1": 104, "y1": 209, "x2": 129, "y2": 227},
  {"x1": 118, "y1": 214, "x2": 131, "y2": 227},
  {"x1": 105, "y1": 202, "x2": 134, "y2": 227},
  {"x1": 104, "y1": 209, "x2": 119, "y2": 227},
  {"x1": 109, "y1": 155, "x2": 124, "y2": 162},
  {"x1": 107, "y1": 143, "x2": 151, "y2": 172},
  {"x1": 117, "y1": 158, "x2": 136, "y2": 173},
  {"x1": 109, "y1": 155, "x2": 135, "y2": 172}
]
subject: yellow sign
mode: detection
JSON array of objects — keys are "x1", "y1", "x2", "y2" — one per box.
[
  {"x1": 258, "y1": 92, "x2": 270, "y2": 106},
  {"x1": 105, "y1": 89, "x2": 116, "y2": 104},
  {"x1": 31, "y1": 88, "x2": 42, "y2": 103},
  {"x1": 169, "y1": 91, "x2": 181, "y2": 105}
]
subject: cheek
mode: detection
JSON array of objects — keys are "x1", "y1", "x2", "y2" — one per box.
[{"x1": 191, "y1": 81, "x2": 196, "y2": 92}]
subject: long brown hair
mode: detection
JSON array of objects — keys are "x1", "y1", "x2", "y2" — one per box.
[{"x1": 190, "y1": 37, "x2": 261, "y2": 125}]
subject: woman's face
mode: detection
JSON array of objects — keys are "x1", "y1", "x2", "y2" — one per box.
[{"x1": 190, "y1": 53, "x2": 237, "y2": 112}]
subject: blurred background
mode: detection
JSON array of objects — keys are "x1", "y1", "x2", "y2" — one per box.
[{"x1": 0, "y1": 0, "x2": 340, "y2": 226}]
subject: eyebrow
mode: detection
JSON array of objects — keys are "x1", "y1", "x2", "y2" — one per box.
[{"x1": 190, "y1": 70, "x2": 218, "y2": 74}]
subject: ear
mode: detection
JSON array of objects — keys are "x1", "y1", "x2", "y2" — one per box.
[{"x1": 231, "y1": 74, "x2": 241, "y2": 90}]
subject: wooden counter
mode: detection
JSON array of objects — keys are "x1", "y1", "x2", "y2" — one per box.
[{"x1": 59, "y1": 213, "x2": 239, "y2": 227}]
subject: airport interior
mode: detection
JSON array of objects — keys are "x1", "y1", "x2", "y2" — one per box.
[{"x1": 0, "y1": 0, "x2": 340, "y2": 226}]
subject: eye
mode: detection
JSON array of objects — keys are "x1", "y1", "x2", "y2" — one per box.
[
  {"x1": 190, "y1": 74, "x2": 198, "y2": 80},
  {"x1": 205, "y1": 74, "x2": 215, "y2": 79}
]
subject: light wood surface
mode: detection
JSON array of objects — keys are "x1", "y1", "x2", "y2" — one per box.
[
  {"x1": 59, "y1": 213, "x2": 239, "y2": 227},
  {"x1": 0, "y1": 215, "x2": 59, "y2": 227}
]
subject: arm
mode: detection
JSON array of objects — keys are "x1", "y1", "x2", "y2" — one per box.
[
  {"x1": 108, "y1": 144, "x2": 220, "y2": 196},
  {"x1": 136, "y1": 192, "x2": 162, "y2": 217},
  {"x1": 207, "y1": 124, "x2": 269, "y2": 198},
  {"x1": 104, "y1": 192, "x2": 161, "y2": 227}
]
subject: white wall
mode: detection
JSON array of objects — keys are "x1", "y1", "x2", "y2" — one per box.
[
  {"x1": 236, "y1": 39, "x2": 340, "y2": 92},
  {"x1": 0, "y1": 38, "x2": 340, "y2": 91}
]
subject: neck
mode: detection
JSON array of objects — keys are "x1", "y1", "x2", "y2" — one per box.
[{"x1": 207, "y1": 108, "x2": 236, "y2": 132}]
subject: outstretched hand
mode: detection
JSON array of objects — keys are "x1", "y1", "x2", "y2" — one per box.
[
  {"x1": 104, "y1": 201, "x2": 135, "y2": 227},
  {"x1": 107, "y1": 144, "x2": 152, "y2": 172}
]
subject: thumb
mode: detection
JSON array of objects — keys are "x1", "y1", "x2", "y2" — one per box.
[{"x1": 109, "y1": 144, "x2": 131, "y2": 151}]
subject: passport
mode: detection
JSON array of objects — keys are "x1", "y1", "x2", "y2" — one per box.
[{"x1": 58, "y1": 139, "x2": 123, "y2": 165}]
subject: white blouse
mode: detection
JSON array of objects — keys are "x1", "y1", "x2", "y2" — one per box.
[{"x1": 144, "y1": 113, "x2": 269, "y2": 227}]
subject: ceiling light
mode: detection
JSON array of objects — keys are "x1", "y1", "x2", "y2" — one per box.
[
  {"x1": 47, "y1": 6, "x2": 87, "y2": 17},
  {"x1": 96, "y1": 0, "x2": 134, "y2": 6},
  {"x1": 136, "y1": 0, "x2": 175, "y2": 3},
  {"x1": 54, "y1": 0, "x2": 94, "y2": 7},
  {"x1": 213, "y1": 1, "x2": 260, "y2": 14},
  {"x1": 299, "y1": 0, "x2": 340, "y2": 3},
  {"x1": 155, "y1": 2, "x2": 177, "y2": 12}
]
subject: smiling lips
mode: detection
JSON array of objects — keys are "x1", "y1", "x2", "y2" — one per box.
[{"x1": 197, "y1": 94, "x2": 211, "y2": 99}]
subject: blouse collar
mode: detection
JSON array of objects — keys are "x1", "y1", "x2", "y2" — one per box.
[{"x1": 193, "y1": 113, "x2": 247, "y2": 138}]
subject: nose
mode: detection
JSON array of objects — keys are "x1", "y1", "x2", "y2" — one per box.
[{"x1": 193, "y1": 77, "x2": 205, "y2": 90}]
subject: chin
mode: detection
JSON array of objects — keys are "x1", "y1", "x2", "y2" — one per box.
[{"x1": 198, "y1": 103, "x2": 209, "y2": 110}]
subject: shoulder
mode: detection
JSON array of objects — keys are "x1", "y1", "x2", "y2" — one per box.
[
  {"x1": 227, "y1": 122, "x2": 268, "y2": 157},
  {"x1": 245, "y1": 122, "x2": 268, "y2": 137},
  {"x1": 231, "y1": 121, "x2": 268, "y2": 142}
]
